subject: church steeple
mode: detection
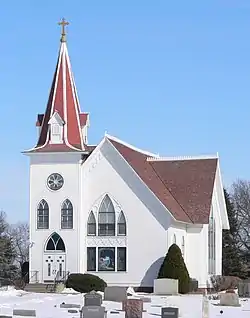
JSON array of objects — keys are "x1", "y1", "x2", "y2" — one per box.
[{"x1": 27, "y1": 19, "x2": 89, "y2": 153}]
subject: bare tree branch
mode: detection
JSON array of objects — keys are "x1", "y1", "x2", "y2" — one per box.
[
  {"x1": 8, "y1": 222, "x2": 29, "y2": 268},
  {"x1": 231, "y1": 180, "x2": 250, "y2": 255}
]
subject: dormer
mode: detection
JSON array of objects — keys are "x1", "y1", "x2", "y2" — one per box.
[{"x1": 48, "y1": 111, "x2": 64, "y2": 144}]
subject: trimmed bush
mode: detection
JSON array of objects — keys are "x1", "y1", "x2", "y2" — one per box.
[
  {"x1": 210, "y1": 275, "x2": 242, "y2": 292},
  {"x1": 158, "y1": 244, "x2": 190, "y2": 294},
  {"x1": 66, "y1": 273, "x2": 107, "y2": 293}
]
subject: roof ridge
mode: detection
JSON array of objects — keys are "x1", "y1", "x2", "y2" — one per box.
[
  {"x1": 147, "y1": 154, "x2": 219, "y2": 161},
  {"x1": 105, "y1": 133, "x2": 160, "y2": 158},
  {"x1": 149, "y1": 161, "x2": 193, "y2": 223}
]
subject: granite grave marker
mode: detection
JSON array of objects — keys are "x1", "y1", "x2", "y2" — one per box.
[
  {"x1": 161, "y1": 307, "x2": 178, "y2": 318},
  {"x1": 84, "y1": 291, "x2": 102, "y2": 307},
  {"x1": 81, "y1": 306, "x2": 106, "y2": 318},
  {"x1": 104, "y1": 286, "x2": 127, "y2": 302}
]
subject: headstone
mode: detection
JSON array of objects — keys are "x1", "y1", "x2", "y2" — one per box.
[
  {"x1": 84, "y1": 291, "x2": 102, "y2": 306},
  {"x1": 140, "y1": 297, "x2": 151, "y2": 303},
  {"x1": 60, "y1": 303, "x2": 81, "y2": 309},
  {"x1": 104, "y1": 286, "x2": 127, "y2": 302},
  {"x1": 81, "y1": 306, "x2": 105, "y2": 318},
  {"x1": 13, "y1": 310, "x2": 36, "y2": 317},
  {"x1": 238, "y1": 282, "x2": 250, "y2": 298},
  {"x1": 154, "y1": 278, "x2": 178, "y2": 295},
  {"x1": 123, "y1": 299, "x2": 143, "y2": 318},
  {"x1": 220, "y1": 293, "x2": 240, "y2": 307},
  {"x1": 161, "y1": 307, "x2": 178, "y2": 318}
]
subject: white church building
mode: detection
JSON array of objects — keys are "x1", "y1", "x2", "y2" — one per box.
[{"x1": 24, "y1": 20, "x2": 229, "y2": 290}]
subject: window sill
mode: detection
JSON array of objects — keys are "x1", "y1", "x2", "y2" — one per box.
[
  {"x1": 87, "y1": 270, "x2": 127, "y2": 273},
  {"x1": 86, "y1": 235, "x2": 127, "y2": 238}
]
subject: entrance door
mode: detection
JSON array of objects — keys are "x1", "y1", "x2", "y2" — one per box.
[
  {"x1": 43, "y1": 254, "x2": 66, "y2": 282},
  {"x1": 43, "y1": 232, "x2": 67, "y2": 282}
]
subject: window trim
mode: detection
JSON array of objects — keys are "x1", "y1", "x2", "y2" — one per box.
[
  {"x1": 61, "y1": 199, "x2": 73, "y2": 230},
  {"x1": 86, "y1": 246, "x2": 127, "y2": 272},
  {"x1": 37, "y1": 199, "x2": 49, "y2": 230},
  {"x1": 87, "y1": 212, "x2": 97, "y2": 236},
  {"x1": 117, "y1": 211, "x2": 127, "y2": 236},
  {"x1": 98, "y1": 195, "x2": 116, "y2": 236}
]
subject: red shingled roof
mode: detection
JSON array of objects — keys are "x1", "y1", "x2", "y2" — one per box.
[
  {"x1": 28, "y1": 37, "x2": 89, "y2": 153},
  {"x1": 108, "y1": 138, "x2": 217, "y2": 224}
]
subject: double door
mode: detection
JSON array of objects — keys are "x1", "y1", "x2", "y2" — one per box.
[{"x1": 43, "y1": 254, "x2": 66, "y2": 282}]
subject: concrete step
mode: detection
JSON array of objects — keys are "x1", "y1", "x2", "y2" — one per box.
[{"x1": 24, "y1": 283, "x2": 55, "y2": 293}]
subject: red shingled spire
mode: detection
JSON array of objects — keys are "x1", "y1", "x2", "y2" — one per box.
[{"x1": 28, "y1": 19, "x2": 89, "y2": 153}]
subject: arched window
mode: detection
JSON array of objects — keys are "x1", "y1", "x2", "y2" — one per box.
[
  {"x1": 181, "y1": 236, "x2": 185, "y2": 256},
  {"x1": 61, "y1": 199, "x2": 73, "y2": 229},
  {"x1": 117, "y1": 211, "x2": 126, "y2": 236},
  {"x1": 98, "y1": 195, "x2": 115, "y2": 236},
  {"x1": 173, "y1": 234, "x2": 176, "y2": 244},
  {"x1": 37, "y1": 199, "x2": 49, "y2": 229},
  {"x1": 45, "y1": 232, "x2": 65, "y2": 252},
  {"x1": 87, "y1": 212, "x2": 96, "y2": 236}
]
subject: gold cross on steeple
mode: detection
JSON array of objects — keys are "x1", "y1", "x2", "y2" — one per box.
[{"x1": 58, "y1": 18, "x2": 69, "y2": 43}]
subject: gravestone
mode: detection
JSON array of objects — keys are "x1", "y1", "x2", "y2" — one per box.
[
  {"x1": 68, "y1": 309, "x2": 78, "y2": 314},
  {"x1": 140, "y1": 296, "x2": 151, "y2": 303},
  {"x1": 123, "y1": 299, "x2": 143, "y2": 318},
  {"x1": 81, "y1": 306, "x2": 105, "y2": 318},
  {"x1": 104, "y1": 286, "x2": 127, "y2": 302},
  {"x1": 220, "y1": 293, "x2": 240, "y2": 307},
  {"x1": 13, "y1": 309, "x2": 36, "y2": 317},
  {"x1": 60, "y1": 303, "x2": 81, "y2": 309},
  {"x1": 238, "y1": 282, "x2": 250, "y2": 298},
  {"x1": 84, "y1": 291, "x2": 102, "y2": 306},
  {"x1": 161, "y1": 307, "x2": 178, "y2": 318}
]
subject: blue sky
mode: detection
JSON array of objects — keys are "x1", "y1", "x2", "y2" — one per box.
[{"x1": 1, "y1": 0, "x2": 250, "y2": 222}]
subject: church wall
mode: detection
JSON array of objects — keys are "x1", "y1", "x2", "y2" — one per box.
[
  {"x1": 212, "y1": 167, "x2": 223, "y2": 276},
  {"x1": 29, "y1": 153, "x2": 82, "y2": 283},
  {"x1": 80, "y1": 141, "x2": 172, "y2": 287},
  {"x1": 186, "y1": 224, "x2": 208, "y2": 288}
]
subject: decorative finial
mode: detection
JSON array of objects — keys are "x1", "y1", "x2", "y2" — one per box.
[{"x1": 58, "y1": 18, "x2": 69, "y2": 42}]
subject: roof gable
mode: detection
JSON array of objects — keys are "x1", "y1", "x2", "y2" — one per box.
[{"x1": 48, "y1": 111, "x2": 64, "y2": 125}]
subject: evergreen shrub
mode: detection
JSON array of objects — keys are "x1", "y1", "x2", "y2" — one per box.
[
  {"x1": 158, "y1": 244, "x2": 190, "y2": 294},
  {"x1": 66, "y1": 273, "x2": 107, "y2": 293}
]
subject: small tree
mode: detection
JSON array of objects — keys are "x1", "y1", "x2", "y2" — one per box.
[{"x1": 158, "y1": 244, "x2": 190, "y2": 294}]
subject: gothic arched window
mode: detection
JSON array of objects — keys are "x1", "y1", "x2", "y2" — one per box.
[
  {"x1": 61, "y1": 199, "x2": 73, "y2": 229},
  {"x1": 45, "y1": 232, "x2": 65, "y2": 252},
  {"x1": 117, "y1": 211, "x2": 126, "y2": 236},
  {"x1": 98, "y1": 195, "x2": 115, "y2": 236},
  {"x1": 87, "y1": 212, "x2": 96, "y2": 236},
  {"x1": 37, "y1": 199, "x2": 49, "y2": 229}
]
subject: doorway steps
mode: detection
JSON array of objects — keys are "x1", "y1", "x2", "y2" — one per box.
[{"x1": 24, "y1": 283, "x2": 56, "y2": 293}]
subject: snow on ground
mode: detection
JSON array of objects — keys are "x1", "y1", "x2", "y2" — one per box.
[{"x1": 0, "y1": 287, "x2": 249, "y2": 318}]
